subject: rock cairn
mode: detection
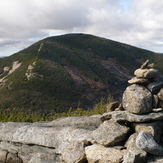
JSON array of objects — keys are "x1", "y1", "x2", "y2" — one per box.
[
  {"x1": 102, "y1": 60, "x2": 163, "y2": 162},
  {"x1": 125, "y1": 60, "x2": 163, "y2": 114},
  {"x1": 0, "y1": 60, "x2": 162, "y2": 163},
  {"x1": 123, "y1": 60, "x2": 163, "y2": 162}
]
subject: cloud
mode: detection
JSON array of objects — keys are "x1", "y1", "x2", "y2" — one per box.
[{"x1": 0, "y1": 0, "x2": 163, "y2": 56}]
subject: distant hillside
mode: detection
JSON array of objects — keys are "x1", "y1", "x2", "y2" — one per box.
[{"x1": 0, "y1": 33, "x2": 163, "y2": 116}]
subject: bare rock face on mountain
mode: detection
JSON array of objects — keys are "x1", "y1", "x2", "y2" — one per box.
[{"x1": 0, "y1": 60, "x2": 162, "y2": 163}]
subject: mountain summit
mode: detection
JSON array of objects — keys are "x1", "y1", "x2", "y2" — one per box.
[{"x1": 0, "y1": 33, "x2": 163, "y2": 115}]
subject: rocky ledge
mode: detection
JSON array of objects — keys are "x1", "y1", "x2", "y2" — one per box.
[{"x1": 0, "y1": 60, "x2": 163, "y2": 163}]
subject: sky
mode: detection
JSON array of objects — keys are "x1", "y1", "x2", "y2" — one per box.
[{"x1": 0, "y1": 0, "x2": 163, "y2": 56}]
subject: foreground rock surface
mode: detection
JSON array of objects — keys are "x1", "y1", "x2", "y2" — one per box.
[
  {"x1": 85, "y1": 144, "x2": 124, "y2": 163},
  {"x1": 92, "y1": 119, "x2": 130, "y2": 146},
  {"x1": 61, "y1": 141, "x2": 86, "y2": 163},
  {"x1": 0, "y1": 116, "x2": 102, "y2": 163},
  {"x1": 0, "y1": 110, "x2": 163, "y2": 162}
]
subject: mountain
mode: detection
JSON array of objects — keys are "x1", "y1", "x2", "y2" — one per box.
[{"x1": 0, "y1": 33, "x2": 163, "y2": 116}]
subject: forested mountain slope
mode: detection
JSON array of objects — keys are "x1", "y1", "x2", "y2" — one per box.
[{"x1": 0, "y1": 33, "x2": 162, "y2": 116}]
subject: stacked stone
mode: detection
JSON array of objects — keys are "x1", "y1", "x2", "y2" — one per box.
[
  {"x1": 128, "y1": 60, "x2": 157, "y2": 85},
  {"x1": 101, "y1": 60, "x2": 163, "y2": 162},
  {"x1": 120, "y1": 60, "x2": 163, "y2": 162},
  {"x1": 124, "y1": 60, "x2": 163, "y2": 114}
]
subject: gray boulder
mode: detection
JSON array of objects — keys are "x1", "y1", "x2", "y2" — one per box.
[
  {"x1": 27, "y1": 153, "x2": 58, "y2": 163},
  {"x1": 0, "y1": 141, "x2": 60, "y2": 163},
  {"x1": 111, "y1": 110, "x2": 163, "y2": 123},
  {"x1": 92, "y1": 119, "x2": 130, "y2": 146},
  {"x1": 85, "y1": 144, "x2": 125, "y2": 163},
  {"x1": 136, "y1": 131, "x2": 163, "y2": 155},
  {"x1": 123, "y1": 133, "x2": 147, "y2": 163},
  {"x1": 133, "y1": 121, "x2": 163, "y2": 143},
  {"x1": 33, "y1": 115, "x2": 102, "y2": 130},
  {"x1": 18, "y1": 145, "x2": 59, "y2": 163},
  {"x1": 12, "y1": 125, "x2": 93, "y2": 154},
  {"x1": 61, "y1": 141, "x2": 86, "y2": 163},
  {"x1": 123, "y1": 84, "x2": 152, "y2": 114},
  {"x1": 0, "y1": 122, "x2": 30, "y2": 141},
  {"x1": 0, "y1": 120, "x2": 94, "y2": 155}
]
